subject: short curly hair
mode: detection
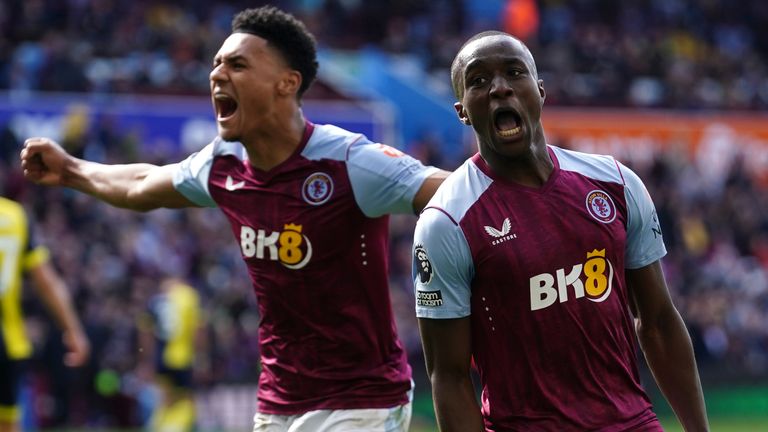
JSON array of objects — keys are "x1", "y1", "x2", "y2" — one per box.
[{"x1": 232, "y1": 6, "x2": 319, "y2": 98}]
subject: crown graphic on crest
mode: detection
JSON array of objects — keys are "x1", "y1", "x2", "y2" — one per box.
[
  {"x1": 587, "y1": 248, "x2": 606, "y2": 258},
  {"x1": 283, "y1": 223, "x2": 303, "y2": 232}
]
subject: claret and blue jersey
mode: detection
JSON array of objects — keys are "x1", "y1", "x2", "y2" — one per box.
[
  {"x1": 414, "y1": 146, "x2": 667, "y2": 431},
  {"x1": 172, "y1": 122, "x2": 438, "y2": 414}
]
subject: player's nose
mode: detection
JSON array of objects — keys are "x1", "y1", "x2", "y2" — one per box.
[{"x1": 489, "y1": 75, "x2": 513, "y2": 98}]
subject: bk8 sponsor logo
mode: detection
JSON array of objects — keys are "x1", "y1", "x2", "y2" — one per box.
[
  {"x1": 529, "y1": 249, "x2": 614, "y2": 311},
  {"x1": 240, "y1": 223, "x2": 313, "y2": 269}
]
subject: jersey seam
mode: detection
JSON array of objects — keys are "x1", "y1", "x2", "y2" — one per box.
[
  {"x1": 553, "y1": 147, "x2": 625, "y2": 186},
  {"x1": 422, "y1": 206, "x2": 458, "y2": 226},
  {"x1": 614, "y1": 158, "x2": 627, "y2": 185},
  {"x1": 344, "y1": 134, "x2": 366, "y2": 160}
]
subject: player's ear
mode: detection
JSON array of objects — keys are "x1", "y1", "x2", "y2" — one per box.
[
  {"x1": 454, "y1": 102, "x2": 471, "y2": 125},
  {"x1": 277, "y1": 70, "x2": 302, "y2": 96},
  {"x1": 539, "y1": 79, "x2": 546, "y2": 103}
]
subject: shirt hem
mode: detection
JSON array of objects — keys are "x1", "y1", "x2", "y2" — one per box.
[
  {"x1": 625, "y1": 249, "x2": 666, "y2": 269},
  {"x1": 415, "y1": 308, "x2": 471, "y2": 319},
  {"x1": 257, "y1": 393, "x2": 410, "y2": 415}
]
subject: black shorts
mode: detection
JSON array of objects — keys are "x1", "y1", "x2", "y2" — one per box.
[
  {"x1": 0, "y1": 337, "x2": 27, "y2": 407},
  {"x1": 154, "y1": 341, "x2": 193, "y2": 388},
  {"x1": 156, "y1": 365, "x2": 193, "y2": 389}
]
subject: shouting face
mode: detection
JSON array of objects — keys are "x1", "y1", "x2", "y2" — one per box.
[
  {"x1": 453, "y1": 34, "x2": 546, "y2": 161},
  {"x1": 209, "y1": 33, "x2": 300, "y2": 144}
]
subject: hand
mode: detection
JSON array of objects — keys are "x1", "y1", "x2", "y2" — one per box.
[
  {"x1": 20, "y1": 137, "x2": 73, "y2": 186},
  {"x1": 63, "y1": 329, "x2": 91, "y2": 367}
]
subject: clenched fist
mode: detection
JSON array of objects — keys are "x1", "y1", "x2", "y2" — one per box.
[{"x1": 20, "y1": 137, "x2": 73, "y2": 186}]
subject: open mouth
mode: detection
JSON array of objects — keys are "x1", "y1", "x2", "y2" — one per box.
[
  {"x1": 494, "y1": 109, "x2": 522, "y2": 137},
  {"x1": 214, "y1": 94, "x2": 238, "y2": 119}
]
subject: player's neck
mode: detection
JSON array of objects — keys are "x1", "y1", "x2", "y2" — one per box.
[
  {"x1": 243, "y1": 109, "x2": 306, "y2": 172},
  {"x1": 484, "y1": 140, "x2": 553, "y2": 188}
]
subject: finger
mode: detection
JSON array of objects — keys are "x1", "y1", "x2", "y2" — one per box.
[
  {"x1": 21, "y1": 161, "x2": 42, "y2": 177},
  {"x1": 20, "y1": 143, "x2": 43, "y2": 162},
  {"x1": 63, "y1": 342, "x2": 90, "y2": 367},
  {"x1": 20, "y1": 152, "x2": 42, "y2": 170},
  {"x1": 64, "y1": 351, "x2": 86, "y2": 367},
  {"x1": 23, "y1": 137, "x2": 42, "y2": 150},
  {"x1": 24, "y1": 137, "x2": 49, "y2": 144},
  {"x1": 23, "y1": 138, "x2": 45, "y2": 151},
  {"x1": 23, "y1": 137, "x2": 57, "y2": 152}
]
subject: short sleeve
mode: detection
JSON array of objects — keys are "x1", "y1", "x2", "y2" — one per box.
[
  {"x1": 172, "y1": 143, "x2": 217, "y2": 208},
  {"x1": 413, "y1": 207, "x2": 474, "y2": 319},
  {"x1": 347, "y1": 142, "x2": 439, "y2": 217},
  {"x1": 22, "y1": 216, "x2": 49, "y2": 271},
  {"x1": 620, "y1": 163, "x2": 667, "y2": 269}
]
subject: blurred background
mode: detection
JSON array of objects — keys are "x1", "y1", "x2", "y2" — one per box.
[{"x1": 1, "y1": 0, "x2": 768, "y2": 430}]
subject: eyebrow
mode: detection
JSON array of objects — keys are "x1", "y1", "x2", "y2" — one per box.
[
  {"x1": 213, "y1": 54, "x2": 248, "y2": 66},
  {"x1": 465, "y1": 57, "x2": 528, "y2": 74}
]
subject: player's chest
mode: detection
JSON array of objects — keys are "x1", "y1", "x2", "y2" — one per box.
[
  {"x1": 463, "y1": 183, "x2": 628, "y2": 276},
  {"x1": 209, "y1": 161, "x2": 367, "y2": 267},
  {"x1": 210, "y1": 159, "x2": 353, "y2": 221},
  {"x1": 465, "y1": 185, "x2": 629, "y2": 314}
]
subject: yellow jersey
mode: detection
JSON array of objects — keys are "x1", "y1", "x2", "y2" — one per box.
[
  {"x1": 148, "y1": 281, "x2": 200, "y2": 369},
  {"x1": 0, "y1": 197, "x2": 50, "y2": 360}
]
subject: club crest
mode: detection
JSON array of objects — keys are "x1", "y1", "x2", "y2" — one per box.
[
  {"x1": 302, "y1": 172, "x2": 334, "y2": 205},
  {"x1": 585, "y1": 190, "x2": 616, "y2": 224}
]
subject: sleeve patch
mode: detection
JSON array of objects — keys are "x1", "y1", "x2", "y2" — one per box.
[
  {"x1": 416, "y1": 290, "x2": 443, "y2": 307},
  {"x1": 413, "y1": 244, "x2": 434, "y2": 284}
]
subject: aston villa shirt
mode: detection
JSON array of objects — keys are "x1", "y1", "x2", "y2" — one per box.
[
  {"x1": 173, "y1": 122, "x2": 437, "y2": 414},
  {"x1": 414, "y1": 146, "x2": 666, "y2": 431}
]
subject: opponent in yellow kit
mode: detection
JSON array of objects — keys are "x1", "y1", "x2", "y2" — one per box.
[
  {"x1": 0, "y1": 197, "x2": 89, "y2": 432},
  {"x1": 140, "y1": 278, "x2": 201, "y2": 432}
]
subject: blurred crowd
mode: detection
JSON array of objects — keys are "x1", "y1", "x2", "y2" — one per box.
[
  {"x1": 1, "y1": 0, "x2": 768, "y2": 428},
  {"x1": 639, "y1": 151, "x2": 768, "y2": 381},
  {"x1": 2, "y1": 0, "x2": 768, "y2": 109},
  {"x1": 0, "y1": 0, "x2": 768, "y2": 110}
]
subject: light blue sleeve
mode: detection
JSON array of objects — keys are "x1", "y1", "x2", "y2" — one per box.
[
  {"x1": 621, "y1": 162, "x2": 667, "y2": 269},
  {"x1": 171, "y1": 143, "x2": 218, "y2": 208},
  {"x1": 413, "y1": 208, "x2": 474, "y2": 319},
  {"x1": 347, "y1": 142, "x2": 439, "y2": 217}
]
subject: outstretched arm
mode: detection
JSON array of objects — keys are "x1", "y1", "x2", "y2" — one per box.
[
  {"x1": 418, "y1": 317, "x2": 484, "y2": 432},
  {"x1": 627, "y1": 261, "x2": 709, "y2": 432},
  {"x1": 28, "y1": 260, "x2": 90, "y2": 367},
  {"x1": 21, "y1": 137, "x2": 195, "y2": 211}
]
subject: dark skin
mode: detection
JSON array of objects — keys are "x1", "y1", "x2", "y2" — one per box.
[
  {"x1": 627, "y1": 262, "x2": 709, "y2": 432},
  {"x1": 454, "y1": 35, "x2": 551, "y2": 188},
  {"x1": 419, "y1": 34, "x2": 709, "y2": 432}
]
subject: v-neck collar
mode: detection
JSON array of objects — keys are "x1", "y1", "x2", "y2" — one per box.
[
  {"x1": 471, "y1": 145, "x2": 560, "y2": 194},
  {"x1": 244, "y1": 121, "x2": 315, "y2": 183}
]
